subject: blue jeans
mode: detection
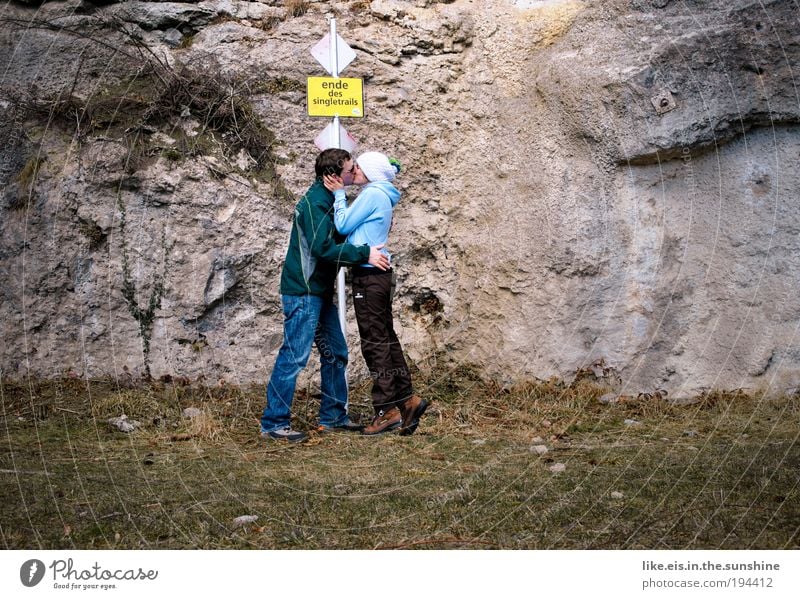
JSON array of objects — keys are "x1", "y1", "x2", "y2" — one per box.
[{"x1": 260, "y1": 294, "x2": 349, "y2": 432}]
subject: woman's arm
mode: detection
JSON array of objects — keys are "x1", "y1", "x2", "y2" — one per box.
[{"x1": 332, "y1": 187, "x2": 380, "y2": 235}]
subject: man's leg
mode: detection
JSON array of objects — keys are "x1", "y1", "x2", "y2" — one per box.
[
  {"x1": 260, "y1": 295, "x2": 322, "y2": 432},
  {"x1": 315, "y1": 299, "x2": 350, "y2": 427}
]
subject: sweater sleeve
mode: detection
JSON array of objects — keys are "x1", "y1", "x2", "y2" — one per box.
[
  {"x1": 298, "y1": 196, "x2": 370, "y2": 266},
  {"x1": 333, "y1": 188, "x2": 379, "y2": 235}
]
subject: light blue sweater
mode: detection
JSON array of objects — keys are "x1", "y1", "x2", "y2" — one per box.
[{"x1": 333, "y1": 181, "x2": 401, "y2": 267}]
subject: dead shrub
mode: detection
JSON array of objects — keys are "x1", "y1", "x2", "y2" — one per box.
[{"x1": 285, "y1": 0, "x2": 309, "y2": 18}]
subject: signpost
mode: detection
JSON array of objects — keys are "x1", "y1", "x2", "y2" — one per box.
[
  {"x1": 307, "y1": 77, "x2": 364, "y2": 118},
  {"x1": 308, "y1": 19, "x2": 364, "y2": 383}
]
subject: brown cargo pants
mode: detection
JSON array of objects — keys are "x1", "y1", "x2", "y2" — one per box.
[{"x1": 351, "y1": 266, "x2": 414, "y2": 413}]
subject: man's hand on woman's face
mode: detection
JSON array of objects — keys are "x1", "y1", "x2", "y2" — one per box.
[{"x1": 323, "y1": 174, "x2": 344, "y2": 192}]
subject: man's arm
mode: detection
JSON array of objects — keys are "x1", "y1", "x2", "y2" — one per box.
[{"x1": 297, "y1": 195, "x2": 387, "y2": 269}]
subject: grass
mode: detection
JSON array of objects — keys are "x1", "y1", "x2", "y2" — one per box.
[{"x1": 0, "y1": 371, "x2": 798, "y2": 549}]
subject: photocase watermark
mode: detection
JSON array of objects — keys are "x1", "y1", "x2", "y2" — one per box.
[
  {"x1": 369, "y1": 366, "x2": 410, "y2": 379},
  {"x1": 20, "y1": 559, "x2": 46, "y2": 587},
  {"x1": 314, "y1": 332, "x2": 345, "y2": 367},
  {"x1": 18, "y1": 557, "x2": 158, "y2": 591}
]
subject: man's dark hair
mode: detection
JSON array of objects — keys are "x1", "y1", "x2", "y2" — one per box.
[{"x1": 315, "y1": 148, "x2": 352, "y2": 178}]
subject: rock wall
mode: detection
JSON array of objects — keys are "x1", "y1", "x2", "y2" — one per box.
[{"x1": 1, "y1": 0, "x2": 798, "y2": 397}]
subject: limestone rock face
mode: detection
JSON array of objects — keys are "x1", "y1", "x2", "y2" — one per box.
[{"x1": 1, "y1": 0, "x2": 798, "y2": 397}]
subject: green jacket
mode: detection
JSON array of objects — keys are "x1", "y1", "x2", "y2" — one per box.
[{"x1": 280, "y1": 179, "x2": 371, "y2": 298}]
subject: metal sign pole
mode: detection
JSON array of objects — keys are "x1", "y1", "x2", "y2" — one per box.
[
  {"x1": 309, "y1": 18, "x2": 361, "y2": 393},
  {"x1": 330, "y1": 19, "x2": 341, "y2": 148},
  {"x1": 329, "y1": 19, "x2": 349, "y2": 380}
]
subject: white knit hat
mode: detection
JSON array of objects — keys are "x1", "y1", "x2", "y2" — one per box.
[{"x1": 356, "y1": 151, "x2": 398, "y2": 182}]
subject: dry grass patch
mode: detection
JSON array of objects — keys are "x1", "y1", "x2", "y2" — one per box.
[{"x1": 1, "y1": 374, "x2": 798, "y2": 549}]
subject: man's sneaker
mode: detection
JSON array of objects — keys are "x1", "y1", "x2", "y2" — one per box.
[
  {"x1": 316, "y1": 418, "x2": 364, "y2": 434},
  {"x1": 361, "y1": 407, "x2": 402, "y2": 436},
  {"x1": 260, "y1": 427, "x2": 308, "y2": 443},
  {"x1": 399, "y1": 395, "x2": 428, "y2": 436}
]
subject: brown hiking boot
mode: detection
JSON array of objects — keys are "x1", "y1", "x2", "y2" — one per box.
[
  {"x1": 362, "y1": 407, "x2": 401, "y2": 436},
  {"x1": 399, "y1": 395, "x2": 428, "y2": 436}
]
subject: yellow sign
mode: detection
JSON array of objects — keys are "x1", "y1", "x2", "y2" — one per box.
[{"x1": 307, "y1": 77, "x2": 364, "y2": 118}]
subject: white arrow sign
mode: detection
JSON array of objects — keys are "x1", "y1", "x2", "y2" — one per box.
[
  {"x1": 314, "y1": 121, "x2": 358, "y2": 153},
  {"x1": 311, "y1": 33, "x2": 356, "y2": 75}
]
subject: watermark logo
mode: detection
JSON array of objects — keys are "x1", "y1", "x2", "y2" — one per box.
[
  {"x1": 18, "y1": 558, "x2": 158, "y2": 591},
  {"x1": 20, "y1": 559, "x2": 46, "y2": 587}
]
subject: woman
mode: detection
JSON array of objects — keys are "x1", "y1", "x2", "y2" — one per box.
[{"x1": 324, "y1": 151, "x2": 427, "y2": 436}]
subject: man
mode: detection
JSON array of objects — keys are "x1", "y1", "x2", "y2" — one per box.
[{"x1": 260, "y1": 149, "x2": 390, "y2": 442}]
